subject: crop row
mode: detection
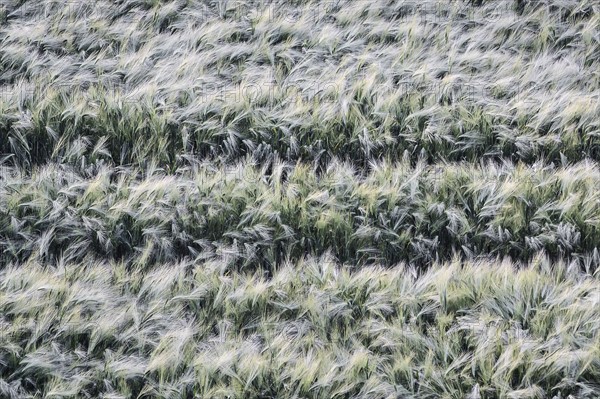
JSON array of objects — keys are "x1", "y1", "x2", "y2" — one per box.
[
  {"x1": 2, "y1": 159, "x2": 600, "y2": 269},
  {"x1": 1, "y1": 0, "x2": 598, "y2": 167},
  {"x1": 1, "y1": 255, "x2": 598, "y2": 398}
]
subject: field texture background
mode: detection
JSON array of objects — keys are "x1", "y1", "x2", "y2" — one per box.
[{"x1": 0, "y1": 0, "x2": 599, "y2": 398}]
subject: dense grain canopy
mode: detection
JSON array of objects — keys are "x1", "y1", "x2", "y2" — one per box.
[
  {"x1": 0, "y1": 0, "x2": 599, "y2": 398},
  {"x1": 0, "y1": 0, "x2": 598, "y2": 167}
]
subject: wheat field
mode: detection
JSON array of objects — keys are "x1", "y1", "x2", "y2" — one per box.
[{"x1": 0, "y1": 0, "x2": 599, "y2": 398}]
